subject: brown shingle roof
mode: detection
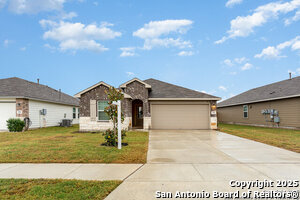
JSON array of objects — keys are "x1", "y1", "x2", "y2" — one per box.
[
  {"x1": 144, "y1": 78, "x2": 220, "y2": 99},
  {"x1": 218, "y1": 76, "x2": 300, "y2": 107},
  {"x1": 0, "y1": 77, "x2": 79, "y2": 106}
]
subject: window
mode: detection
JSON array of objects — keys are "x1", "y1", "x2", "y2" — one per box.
[
  {"x1": 73, "y1": 107, "x2": 76, "y2": 119},
  {"x1": 78, "y1": 108, "x2": 80, "y2": 119},
  {"x1": 138, "y1": 106, "x2": 143, "y2": 119},
  {"x1": 243, "y1": 105, "x2": 248, "y2": 118},
  {"x1": 98, "y1": 101, "x2": 110, "y2": 121}
]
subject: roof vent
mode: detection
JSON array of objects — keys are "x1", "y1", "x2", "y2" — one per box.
[
  {"x1": 37, "y1": 78, "x2": 40, "y2": 84},
  {"x1": 289, "y1": 72, "x2": 292, "y2": 80}
]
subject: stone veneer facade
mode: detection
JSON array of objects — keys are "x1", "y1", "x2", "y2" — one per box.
[
  {"x1": 122, "y1": 81, "x2": 151, "y2": 130},
  {"x1": 16, "y1": 98, "x2": 29, "y2": 118},
  {"x1": 79, "y1": 83, "x2": 139, "y2": 132}
]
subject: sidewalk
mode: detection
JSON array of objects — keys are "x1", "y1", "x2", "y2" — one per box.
[{"x1": 0, "y1": 163, "x2": 142, "y2": 181}]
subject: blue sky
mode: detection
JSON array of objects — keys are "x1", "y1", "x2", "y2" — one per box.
[{"x1": 0, "y1": 0, "x2": 300, "y2": 100}]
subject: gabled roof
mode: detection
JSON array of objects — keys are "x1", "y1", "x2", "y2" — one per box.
[
  {"x1": 74, "y1": 81, "x2": 112, "y2": 98},
  {"x1": 120, "y1": 78, "x2": 151, "y2": 89},
  {"x1": 74, "y1": 81, "x2": 132, "y2": 99},
  {"x1": 144, "y1": 78, "x2": 220, "y2": 100},
  {"x1": 218, "y1": 76, "x2": 300, "y2": 108},
  {"x1": 0, "y1": 77, "x2": 79, "y2": 106}
]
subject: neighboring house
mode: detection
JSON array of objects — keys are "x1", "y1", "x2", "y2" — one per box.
[
  {"x1": 0, "y1": 77, "x2": 80, "y2": 131},
  {"x1": 218, "y1": 76, "x2": 300, "y2": 129},
  {"x1": 75, "y1": 78, "x2": 220, "y2": 131}
]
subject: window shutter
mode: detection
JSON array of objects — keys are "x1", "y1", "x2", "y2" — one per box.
[{"x1": 90, "y1": 100, "x2": 97, "y2": 121}]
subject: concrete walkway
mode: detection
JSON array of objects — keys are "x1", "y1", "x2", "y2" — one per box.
[
  {"x1": 0, "y1": 163, "x2": 142, "y2": 181},
  {"x1": 106, "y1": 130, "x2": 300, "y2": 199}
]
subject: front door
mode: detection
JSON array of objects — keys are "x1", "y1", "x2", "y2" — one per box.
[{"x1": 132, "y1": 100, "x2": 143, "y2": 128}]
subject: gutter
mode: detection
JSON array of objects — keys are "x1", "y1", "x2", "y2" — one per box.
[
  {"x1": 0, "y1": 96, "x2": 79, "y2": 107},
  {"x1": 149, "y1": 98, "x2": 221, "y2": 101}
]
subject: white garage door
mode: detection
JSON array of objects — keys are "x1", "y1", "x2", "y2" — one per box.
[
  {"x1": 0, "y1": 102, "x2": 16, "y2": 131},
  {"x1": 151, "y1": 104, "x2": 210, "y2": 130}
]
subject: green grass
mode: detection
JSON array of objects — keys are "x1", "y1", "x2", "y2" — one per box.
[
  {"x1": 219, "y1": 123, "x2": 300, "y2": 153},
  {"x1": 0, "y1": 125, "x2": 148, "y2": 163},
  {"x1": 0, "y1": 179, "x2": 121, "y2": 200}
]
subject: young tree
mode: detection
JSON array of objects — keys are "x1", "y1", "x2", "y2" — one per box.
[{"x1": 104, "y1": 87, "x2": 125, "y2": 146}]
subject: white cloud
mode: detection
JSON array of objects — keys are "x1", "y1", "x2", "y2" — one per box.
[
  {"x1": 177, "y1": 50, "x2": 194, "y2": 56},
  {"x1": 226, "y1": 0, "x2": 243, "y2": 8},
  {"x1": 93, "y1": 1, "x2": 99, "y2": 6},
  {"x1": 7, "y1": 0, "x2": 66, "y2": 14},
  {"x1": 219, "y1": 85, "x2": 227, "y2": 91},
  {"x1": 216, "y1": 0, "x2": 300, "y2": 44},
  {"x1": 223, "y1": 57, "x2": 247, "y2": 66},
  {"x1": 254, "y1": 46, "x2": 281, "y2": 59},
  {"x1": 255, "y1": 36, "x2": 300, "y2": 59},
  {"x1": 223, "y1": 59, "x2": 234, "y2": 66},
  {"x1": 143, "y1": 38, "x2": 191, "y2": 50},
  {"x1": 126, "y1": 72, "x2": 135, "y2": 77},
  {"x1": 60, "y1": 11, "x2": 77, "y2": 20},
  {"x1": 285, "y1": 10, "x2": 300, "y2": 25},
  {"x1": 40, "y1": 20, "x2": 121, "y2": 52},
  {"x1": 59, "y1": 39, "x2": 108, "y2": 52},
  {"x1": 229, "y1": 71, "x2": 237, "y2": 75},
  {"x1": 234, "y1": 57, "x2": 247, "y2": 64},
  {"x1": 241, "y1": 63, "x2": 253, "y2": 71},
  {"x1": 20, "y1": 47, "x2": 26, "y2": 51},
  {"x1": 292, "y1": 40, "x2": 300, "y2": 50},
  {"x1": 133, "y1": 19, "x2": 192, "y2": 39},
  {"x1": 120, "y1": 47, "x2": 136, "y2": 57},
  {"x1": 133, "y1": 19, "x2": 193, "y2": 50}
]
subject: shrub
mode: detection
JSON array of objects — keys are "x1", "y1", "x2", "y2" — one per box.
[
  {"x1": 102, "y1": 129, "x2": 126, "y2": 146},
  {"x1": 6, "y1": 118, "x2": 25, "y2": 132}
]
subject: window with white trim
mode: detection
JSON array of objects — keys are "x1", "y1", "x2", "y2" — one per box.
[
  {"x1": 98, "y1": 101, "x2": 110, "y2": 121},
  {"x1": 243, "y1": 105, "x2": 248, "y2": 118}
]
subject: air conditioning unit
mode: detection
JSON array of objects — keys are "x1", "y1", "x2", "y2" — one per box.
[
  {"x1": 61, "y1": 119, "x2": 72, "y2": 127},
  {"x1": 40, "y1": 109, "x2": 47, "y2": 115}
]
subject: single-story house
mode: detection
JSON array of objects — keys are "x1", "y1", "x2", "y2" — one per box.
[
  {"x1": 0, "y1": 77, "x2": 80, "y2": 131},
  {"x1": 218, "y1": 76, "x2": 300, "y2": 129},
  {"x1": 75, "y1": 78, "x2": 220, "y2": 131}
]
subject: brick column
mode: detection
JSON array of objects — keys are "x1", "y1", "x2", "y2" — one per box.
[{"x1": 16, "y1": 98, "x2": 29, "y2": 118}]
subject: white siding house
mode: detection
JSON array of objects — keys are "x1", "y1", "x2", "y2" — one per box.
[
  {"x1": 29, "y1": 100, "x2": 79, "y2": 128},
  {"x1": 0, "y1": 77, "x2": 80, "y2": 131}
]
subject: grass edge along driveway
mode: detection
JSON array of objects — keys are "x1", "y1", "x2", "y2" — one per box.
[
  {"x1": 0, "y1": 178, "x2": 121, "y2": 200},
  {"x1": 0, "y1": 125, "x2": 149, "y2": 163},
  {"x1": 219, "y1": 123, "x2": 300, "y2": 153}
]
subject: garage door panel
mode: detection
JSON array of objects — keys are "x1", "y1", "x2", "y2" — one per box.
[
  {"x1": 0, "y1": 102, "x2": 16, "y2": 130},
  {"x1": 151, "y1": 104, "x2": 209, "y2": 130}
]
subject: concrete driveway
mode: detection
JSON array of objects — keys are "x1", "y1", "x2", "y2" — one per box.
[{"x1": 106, "y1": 130, "x2": 300, "y2": 200}]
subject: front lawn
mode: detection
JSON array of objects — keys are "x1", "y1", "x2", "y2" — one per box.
[
  {"x1": 219, "y1": 123, "x2": 300, "y2": 153},
  {"x1": 0, "y1": 179, "x2": 121, "y2": 200},
  {"x1": 0, "y1": 125, "x2": 148, "y2": 163}
]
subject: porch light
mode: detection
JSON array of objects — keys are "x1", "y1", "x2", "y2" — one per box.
[{"x1": 211, "y1": 105, "x2": 216, "y2": 111}]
